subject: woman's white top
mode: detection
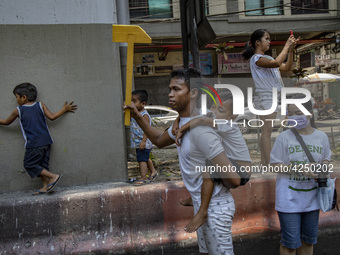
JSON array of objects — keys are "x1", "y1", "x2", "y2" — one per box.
[{"x1": 250, "y1": 54, "x2": 284, "y2": 92}]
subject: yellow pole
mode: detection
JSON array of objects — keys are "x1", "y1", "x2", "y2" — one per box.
[
  {"x1": 124, "y1": 34, "x2": 136, "y2": 126},
  {"x1": 112, "y1": 25, "x2": 151, "y2": 126}
]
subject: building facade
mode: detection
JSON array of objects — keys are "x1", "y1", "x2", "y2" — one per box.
[{"x1": 130, "y1": 0, "x2": 340, "y2": 105}]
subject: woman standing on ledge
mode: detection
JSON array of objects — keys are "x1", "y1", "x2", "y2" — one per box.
[{"x1": 242, "y1": 29, "x2": 299, "y2": 166}]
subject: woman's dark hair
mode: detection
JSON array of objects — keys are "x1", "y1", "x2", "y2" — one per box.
[
  {"x1": 289, "y1": 94, "x2": 317, "y2": 128},
  {"x1": 242, "y1": 29, "x2": 269, "y2": 60},
  {"x1": 13, "y1": 82, "x2": 38, "y2": 101},
  {"x1": 132, "y1": 89, "x2": 148, "y2": 103}
]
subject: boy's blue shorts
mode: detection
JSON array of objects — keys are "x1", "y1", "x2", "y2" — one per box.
[
  {"x1": 24, "y1": 145, "x2": 51, "y2": 178},
  {"x1": 278, "y1": 210, "x2": 319, "y2": 249},
  {"x1": 136, "y1": 148, "x2": 151, "y2": 162}
]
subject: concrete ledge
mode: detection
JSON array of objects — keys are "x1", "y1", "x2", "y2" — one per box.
[{"x1": 0, "y1": 172, "x2": 340, "y2": 254}]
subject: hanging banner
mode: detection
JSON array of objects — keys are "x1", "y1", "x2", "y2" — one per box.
[
  {"x1": 218, "y1": 53, "x2": 250, "y2": 74},
  {"x1": 315, "y1": 55, "x2": 331, "y2": 65},
  {"x1": 189, "y1": 52, "x2": 213, "y2": 75}
]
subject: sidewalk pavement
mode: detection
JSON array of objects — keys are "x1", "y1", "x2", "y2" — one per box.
[{"x1": 0, "y1": 170, "x2": 340, "y2": 254}]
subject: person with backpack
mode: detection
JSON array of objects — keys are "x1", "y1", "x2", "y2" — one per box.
[{"x1": 270, "y1": 96, "x2": 332, "y2": 255}]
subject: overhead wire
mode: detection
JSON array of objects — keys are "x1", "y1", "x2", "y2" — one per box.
[
  {"x1": 130, "y1": 1, "x2": 339, "y2": 22},
  {"x1": 129, "y1": 0, "x2": 339, "y2": 45}
]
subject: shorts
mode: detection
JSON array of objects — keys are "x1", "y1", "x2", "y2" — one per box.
[
  {"x1": 277, "y1": 210, "x2": 319, "y2": 249},
  {"x1": 193, "y1": 187, "x2": 235, "y2": 255},
  {"x1": 24, "y1": 145, "x2": 51, "y2": 178},
  {"x1": 253, "y1": 91, "x2": 280, "y2": 112},
  {"x1": 136, "y1": 148, "x2": 152, "y2": 162}
]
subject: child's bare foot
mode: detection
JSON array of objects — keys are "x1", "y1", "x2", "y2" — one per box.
[
  {"x1": 47, "y1": 174, "x2": 59, "y2": 186},
  {"x1": 184, "y1": 211, "x2": 207, "y2": 233},
  {"x1": 47, "y1": 174, "x2": 62, "y2": 192},
  {"x1": 148, "y1": 171, "x2": 158, "y2": 181},
  {"x1": 180, "y1": 197, "x2": 193, "y2": 206},
  {"x1": 32, "y1": 188, "x2": 47, "y2": 195}
]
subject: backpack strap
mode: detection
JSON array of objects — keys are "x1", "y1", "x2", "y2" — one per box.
[
  {"x1": 291, "y1": 129, "x2": 338, "y2": 211},
  {"x1": 290, "y1": 128, "x2": 315, "y2": 163}
]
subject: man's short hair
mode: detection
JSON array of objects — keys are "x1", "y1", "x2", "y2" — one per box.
[
  {"x1": 170, "y1": 68, "x2": 201, "y2": 89},
  {"x1": 132, "y1": 89, "x2": 148, "y2": 103},
  {"x1": 13, "y1": 82, "x2": 38, "y2": 101}
]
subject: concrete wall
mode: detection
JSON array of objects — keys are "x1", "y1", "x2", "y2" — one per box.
[
  {"x1": 1, "y1": 176, "x2": 339, "y2": 254},
  {"x1": 0, "y1": 0, "x2": 117, "y2": 25},
  {"x1": 0, "y1": 1, "x2": 127, "y2": 192},
  {"x1": 135, "y1": 76, "x2": 171, "y2": 105}
]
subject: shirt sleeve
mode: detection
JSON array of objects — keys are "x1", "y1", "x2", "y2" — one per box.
[
  {"x1": 167, "y1": 125, "x2": 176, "y2": 141},
  {"x1": 216, "y1": 122, "x2": 233, "y2": 133},
  {"x1": 270, "y1": 133, "x2": 289, "y2": 165},
  {"x1": 193, "y1": 128, "x2": 224, "y2": 161},
  {"x1": 253, "y1": 54, "x2": 262, "y2": 64},
  {"x1": 322, "y1": 132, "x2": 332, "y2": 161},
  {"x1": 253, "y1": 54, "x2": 274, "y2": 66}
]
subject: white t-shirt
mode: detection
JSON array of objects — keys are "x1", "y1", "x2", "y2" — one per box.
[
  {"x1": 216, "y1": 123, "x2": 252, "y2": 162},
  {"x1": 250, "y1": 54, "x2": 284, "y2": 92},
  {"x1": 168, "y1": 117, "x2": 225, "y2": 202},
  {"x1": 270, "y1": 129, "x2": 332, "y2": 213}
]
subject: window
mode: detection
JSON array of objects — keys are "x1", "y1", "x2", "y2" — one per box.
[
  {"x1": 129, "y1": 0, "x2": 172, "y2": 19},
  {"x1": 205, "y1": 0, "x2": 209, "y2": 15},
  {"x1": 245, "y1": 0, "x2": 283, "y2": 16},
  {"x1": 291, "y1": 0, "x2": 329, "y2": 15}
]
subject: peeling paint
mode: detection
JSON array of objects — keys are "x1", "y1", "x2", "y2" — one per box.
[
  {"x1": 96, "y1": 234, "x2": 101, "y2": 247},
  {"x1": 18, "y1": 229, "x2": 24, "y2": 238},
  {"x1": 110, "y1": 213, "x2": 113, "y2": 233},
  {"x1": 165, "y1": 188, "x2": 168, "y2": 201},
  {"x1": 1, "y1": 177, "x2": 339, "y2": 254},
  {"x1": 100, "y1": 195, "x2": 107, "y2": 208}
]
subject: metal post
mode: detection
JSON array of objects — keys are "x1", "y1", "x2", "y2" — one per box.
[
  {"x1": 180, "y1": 0, "x2": 189, "y2": 69},
  {"x1": 116, "y1": 0, "x2": 131, "y2": 98},
  {"x1": 116, "y1": 0, "x2": 131, "y2": 162},
  {"x1": 188, "y1": 0, "x2": 200, "y2": 69}
]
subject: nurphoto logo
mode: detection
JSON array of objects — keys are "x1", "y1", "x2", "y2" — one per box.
[{"x1": 198, "y1": 82, "x2": 312, "y2": 128}]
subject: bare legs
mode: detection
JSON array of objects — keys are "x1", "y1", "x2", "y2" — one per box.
[
  {"x1": 280, "y1": 242, "x2": 313, "y2": 255},
  {"x1": 280, "y1": 245, "x2": 296, "y2": 255},
  {"x1": 134, "y1": 158, "x2": 157, "y2": 185},
  {"x1": 180, "y1": 196, "x2": 193, "y2": 206},
  {"x1": 297, "y1": 241, "x2": 313, "y2": 255},
  {"x1": 139, "y1": 158, "x2": 157, "y2": 180},
  {"x1": 184, "y1": 177, "x2": 213, "y2": 233},
  {"x1": 147, "y1": 158, "x2": 157, "y2": 177},
  {"x1": 259, "y1": 112, "x2": 277, "y2": 165},
  {"x1": 138, "y1": 161, "x2": 149, "y2": 181},
  {"x1": 35, "y1": 169, "x2": 59, "y2": 193}
]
